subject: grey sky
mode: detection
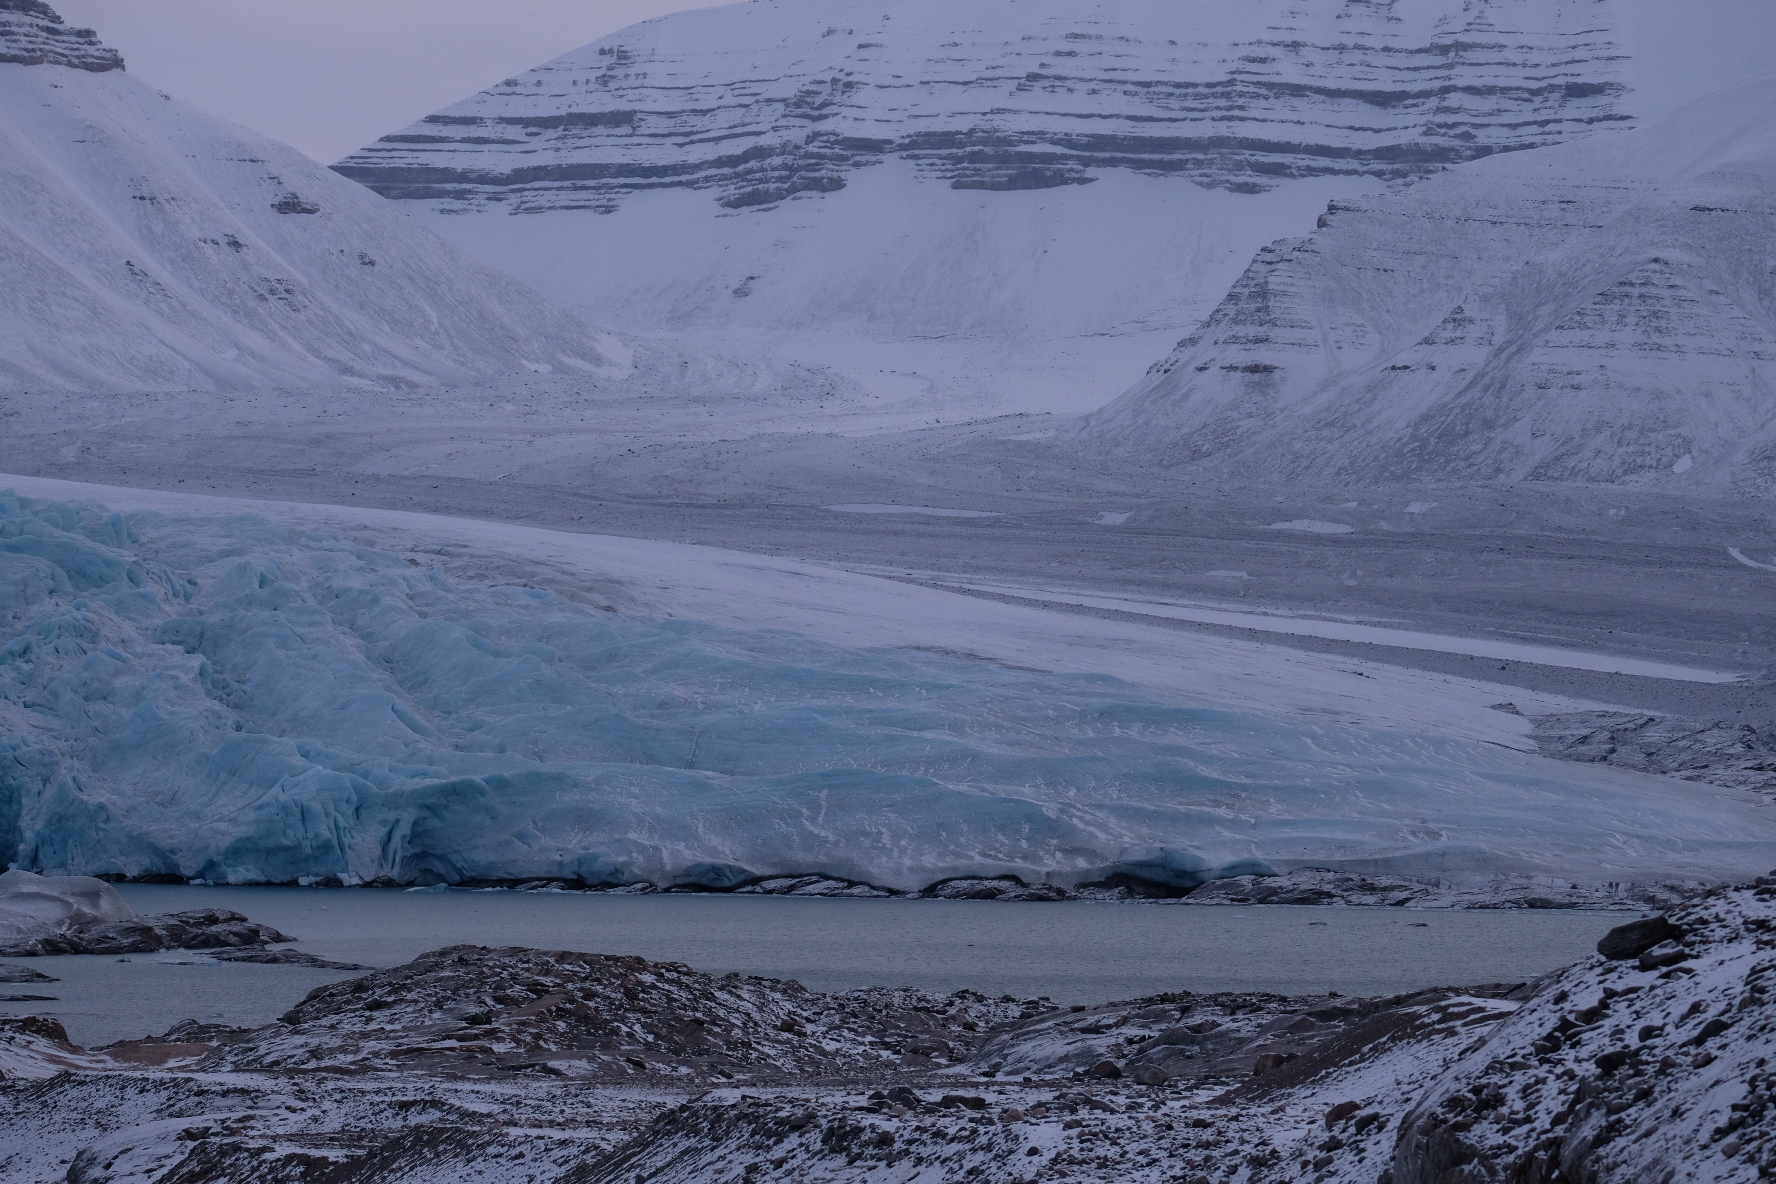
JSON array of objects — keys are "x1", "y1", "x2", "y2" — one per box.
[
  {"x1": 47, "y1": 1, "x2": 1776, "y2": 166},
  {"x1": 52, "y1": 1, "x2": 727, "y2": 163}
]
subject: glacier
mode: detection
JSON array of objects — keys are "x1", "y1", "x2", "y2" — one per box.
[
  {"x1": 2, "y1": 485, "x2": 1771, "y2": 892},
  {"x1": 1080, "y1": 75, "x2": 1776, "y2": 492}
]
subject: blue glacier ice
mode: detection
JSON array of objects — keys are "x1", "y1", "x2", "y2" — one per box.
[{"x1": 0, "y1": 491, "x2": 1769, "y2": 891}]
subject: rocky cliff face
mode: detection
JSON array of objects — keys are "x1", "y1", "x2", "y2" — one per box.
[
  {"x1": 0, "y1": 0, "x2": 121, "y2": 73},
  {"x1": 1080, "y1": 74, "x2": 1776, "y2": 493},
  {"x1": 335, "y1": 0, "x2": 1628, "y2": 212}
]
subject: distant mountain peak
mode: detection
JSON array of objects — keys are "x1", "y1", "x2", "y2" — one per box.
[{"x1": 0, "y1": 0, "x2": 123, "y2": 73}]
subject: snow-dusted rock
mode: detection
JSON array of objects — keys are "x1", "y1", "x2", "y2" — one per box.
[
  {"x1": 5, "y1": 490, "x2": 1775, "y2": 894},
  {"x1": 1082, "y1": 75, "x2": 1776, "y2": 492},
  {"x1": 204, "y1": 944, "x2": 1032, "y2": 1078},
  {"x1": 1393, "y1": 880, "x2": 1776, "y2": 1181},
  {"x1": 0, "y1": 1015, "x2": 114, "y2": 1080},
  {"x1": 0, "y1": 4, "x2": 628, "y2": 393},
  {"x1": 4, "y1": 888, "x2": 1775, "y2": 1183}
]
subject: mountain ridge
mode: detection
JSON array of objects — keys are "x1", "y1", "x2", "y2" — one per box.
[
  {"x1": 335, "y1": 0, "x2": 1629, "y2": 211},
  {"x1": 1078, "y1": 73, "x2": 1776, "y2": 493}
]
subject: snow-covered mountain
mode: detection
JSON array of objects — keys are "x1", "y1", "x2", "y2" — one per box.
[
  {"x1": 0, "y1": 1, "x2": 624, "y2": 393},
  {"x1": 1081, "y1": 75, "x2": 1776, "y2": 492},
  {"x1": 332, "y1": 0, "x2": 1633, "y2": 410}
]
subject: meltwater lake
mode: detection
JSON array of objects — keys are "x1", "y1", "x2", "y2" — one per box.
[{"x1": 2, "y1": 886, "x2": 1630, "y2": 1047}]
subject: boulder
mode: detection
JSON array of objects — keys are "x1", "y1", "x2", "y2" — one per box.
[
  {"x1": 1596, "y1": 916, "x2": 1682, "y2": 960},
  {"x1": 1130, "y1": 1063, "x2": 1169, "y2": 1087}
]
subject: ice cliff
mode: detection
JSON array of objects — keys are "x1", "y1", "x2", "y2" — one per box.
[
  {"x1": 1081, "y1": 75, "x2": 1776, "y2": 492},
  {"x1": 0, "y1": 4, "x2": 626, "y2": 393},
  {"x1": 1, "y1": 490, "x2": 1770, "y2": 891}
]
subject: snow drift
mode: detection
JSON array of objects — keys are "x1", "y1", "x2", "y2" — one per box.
[
  {"x1": 0, "y1": 2, "x2": 625, "y2": 393},
  {"x1": 1081, "y1": 75, "x2": 1776, "y2": 492},
  {"x1": 2, "y1": 488, "x2": 1770, "y2": 892}
]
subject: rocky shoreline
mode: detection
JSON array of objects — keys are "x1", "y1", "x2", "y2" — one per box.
[
  {"x1": 83, "y1": 867, "x2": 1703, "y2": 912},
  {"x1": 2, "y1": 877, "x2": 1773, "y2": 1182}
]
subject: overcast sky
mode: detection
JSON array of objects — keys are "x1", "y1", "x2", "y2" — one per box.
[
  {"x1": 47, "y1": 0, "x2": 1776, "y2": 166},
  {"x1": 52, "y1": 0, "x2": 728, "y2": 162}
]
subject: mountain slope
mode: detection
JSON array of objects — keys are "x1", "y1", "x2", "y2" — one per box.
[
  {"x1": 0, "y1": 1, "x2": 624, "y2": 393},
  {"x1": 330, "y1": 0, "x2": 1631, "y2": 411},
  {"x1": 1079, "y1": 75, "x2": 1776, "y2": 493}
]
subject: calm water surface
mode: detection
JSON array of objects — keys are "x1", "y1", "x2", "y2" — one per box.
[{"x1": 0, "y1": 886, "x2": 1629, "y2": 1047}]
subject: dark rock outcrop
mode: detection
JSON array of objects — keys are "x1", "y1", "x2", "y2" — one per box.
[
  {"x1": 1532, "y1": 710, "x2": 1776, "y2": 796},
  {"x1": 0, "y1": 909, "x2": 295, "y2": 957},
  {"x1": 201, "y1": 944, "x2": 1037, "y2": 1078},
  {"x1": 1595, "y1": 915, "x2": 1683, "y2": 960}
]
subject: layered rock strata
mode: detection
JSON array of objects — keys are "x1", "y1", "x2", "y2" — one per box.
[
  {"x1": 0, "y1": 0, "x2": 120, "y2": 72},
  {"x1": 336, "y1": 0, "x2": 1629, "y2": 211}
]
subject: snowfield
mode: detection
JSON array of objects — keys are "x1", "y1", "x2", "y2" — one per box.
[{"x1": 2, "y1": 477, "x2": 1771, "y2": 894}]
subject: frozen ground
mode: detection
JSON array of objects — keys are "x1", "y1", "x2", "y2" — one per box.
[{"x1": 3, "y1": 476, "x2": 1771, "y2": 897}]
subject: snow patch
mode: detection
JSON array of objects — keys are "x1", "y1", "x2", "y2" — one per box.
[
  {"x1": 823, "y1": 504, "x2": 999, "y2": 518},
  {"x1": 1265, "y1": 520, "x2": 1355, "y2": 534},
  {"x1": 936, "y1": 582, "x2": 1746, "y2": 684}
]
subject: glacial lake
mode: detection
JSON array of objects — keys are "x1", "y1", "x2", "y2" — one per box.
[{"x1": 1, "y1": 886, "x2": 1630, "y2": 1047}]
